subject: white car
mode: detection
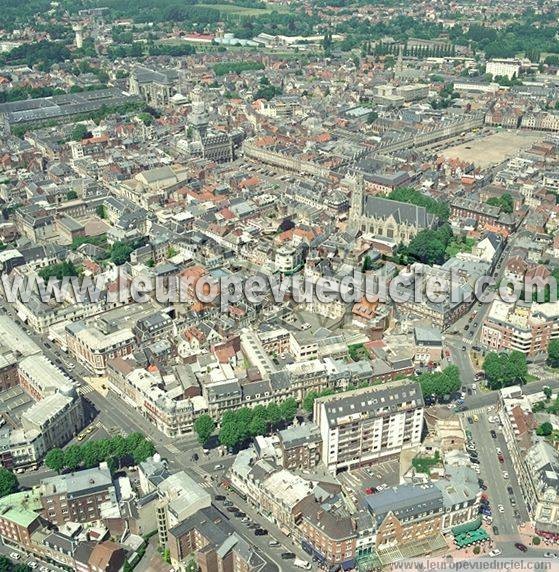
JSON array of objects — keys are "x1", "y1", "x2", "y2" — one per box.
[
  {"x1": 488, "y1": 549, "x2": 502, "y2": 557},
  {"x1": 544, "y1": 553, "x2": 557, "y2": 558},
  {"x1": 498, "y1": 504, "x2": 504, "y2": 513},
  {"x1": 502, "y1": 471, "x2": 509, "y2": 479},
  {"x1": 27, "y1": 563, "x2": 37, "y2": 569},
  {"x1": 10, "y1": 553, "x2": 20, "y2": 560},
  {"x1": 496, "y1": 448, "x2": 502, "y2": 455}
]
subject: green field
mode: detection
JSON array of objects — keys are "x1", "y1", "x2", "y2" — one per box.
[{"x1": 198, "y1": 3, "x2": 289, "y2": 15}]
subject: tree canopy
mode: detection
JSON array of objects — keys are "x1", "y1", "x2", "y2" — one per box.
[
  {"x1": 548, "y1": 339, "x2": 559, "y2": 368},
  {"x1": 194, "y1": 415, "x2": 215, "y2": 445},
  {"x1": 482, "y1": 351, "x2": 527, "y2": 390},
  {"x1": 0, "y1": 469, "x2": 18, "y2": 499},
  {"x1": 486, "y1": 193, "x2": 513, "y2": 214},
  {"x1": 536, "y1": 422, "x2": 553, "y2": 437},
  {"x1": 401, "y1": 224, "x2": 454, "y2": 265},
  {"x1": 45, "y1": 433, "x2": 156, "y2": 473},
  {"x1": 388, "y1": 187, "x2": 450, "y2": 221},
  {"x1": 417, "y1": 365, "x2": 461, "y2": 397},
  {"x1": 218, "y1": 399, "x2": 298, "y2": 449},
  {"x1": 38, "y1": 261, "x2": 79, "y2": 281}
]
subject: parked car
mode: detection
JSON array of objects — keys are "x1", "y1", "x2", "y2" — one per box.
[
  {"x1": 269, "y1": 540, "x2": 280, "y2": 547},
  {"x1": 281, "y1": 553, "x2": 296, "y2": 560},
  {"x1": 215, "y1": 495, "x2": 226, "y2": 501},
  {"x1": 490, "y1": 430, "x2": 497, "y2": 439},
  {"x1": 498, "y1": 504, "x2": 504, "y2": 513},
  {"x1": 507, "y1": 487, "x2": 514, "y2": 495},
  {"x1": 515, "y1": 543, "x2": 528, "y2": 552},
  {"x1": 503, "y1": 471, "x2": 509, "y2": 479},
  {"x1": 488, "y1": 549, "x2": 502, "y2": 557},
  {"x1": 492, "y1": 525, "x2": 499, "y2": 536},
  {"x1": 255, "y1": 528, "x2": 268, "y2": 536}
]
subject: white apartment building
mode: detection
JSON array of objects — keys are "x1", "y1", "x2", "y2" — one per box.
[
  {"x1": 314, "y1": 380, "x2": 424, "y2": 473},
  {"x1": 486, "y1": 59, "x2": 521, "y2": 80}
]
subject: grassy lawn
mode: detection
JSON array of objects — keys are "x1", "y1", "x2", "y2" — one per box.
[
  {"x1": 525, "y1": 373, "x2": 539, "y2": 383},
  {"x1": 412, "y1": 452, "x2": 441, "y2": 474}
]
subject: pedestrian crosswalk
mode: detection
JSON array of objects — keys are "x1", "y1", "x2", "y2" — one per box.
[
  {"x1": 79, "y1": 385, "x2": 95, "y2": 395},
  {"x1": 460, "y1": 406, "x2": 492, "y2": 417}
]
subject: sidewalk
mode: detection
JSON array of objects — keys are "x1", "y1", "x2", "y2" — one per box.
[{"x1": 518, "y1": 522, "x2": 559, "y2": 550}]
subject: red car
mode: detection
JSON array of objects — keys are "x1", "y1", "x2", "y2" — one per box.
[
  {"x1": 498, "y1": 453, "x2": 504, "y2": 463},
  {"x1": 364, "y1": 487, "x2": 377, "y2": 495},
  {"x1": 515, "y1": 543, "x2": 528, "y2": 552}
]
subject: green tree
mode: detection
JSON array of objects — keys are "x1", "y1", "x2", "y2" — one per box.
[
  {"x1": 0, "y1": 469, "x2": 17, "y2": 498},
  {"x1": 219, "y1": 422, "x2": 242, "y2": 449},
  {"x1": 38, "y1": 260, "x2": 79, "y2": 280},
  {"x1": 548, "y1": 339, "x2": 559, "y2": 368},
  {"x1": 71, "y1": 123, "x2": 90, "y2": 141},
  {"x1": 418, "y1": 365, "x2": 461, "y2": 397},
  {"x1": 536, "y1": 422, "x2": 553, "y2": 436},
  {"x1": 533, "y1": 401, "x2": 546, "y2": 413},
  {"x1": 280, "y1": 398, "x2": 298, "y2": 421},
  {"x1": 405, "y1": 229, "x2": 448, "y2": 265},
  {"x1": 81, "y1": 442, "x2": 101, "y2": 469},
  {"x1": 66, "y1": 190, "x2": 78, "y2": 201},
  {"x1": 249, "y1": 415, "x2": 267, "y2": 437},
  {"x1": 137, "y1": 112, "x2": 153, "y2": 126},
  {"x1": 544, "y1": 386, "x2": 553, "y2": 401},
  {"x1": 266, "y1": 403, "x2": 282, "y2": 427},
  {"x1": 96, "y1": 205, "x2": 107, "y2": 219},
  {"x1": 45, "y1": 448, "x2": 65, "y2": 473},
  {"x1": 133, "y1": 440, "x2": 156, "y2": 464},
  {"x1": 389, "y1": 187, "x2": 450, "y2": 221},
  {"x1": 303, "y1": 391, "x2": 318, "y2": 413},
  {"x1": 110, "y1": 241, "x2": 134, "y2": 265},
  {"x1": 194, "y1": 415, "x2": 216, "y2": 445},
  {"x1": 483, "y1": 351, "x2": 527, "y2": 389},
  {"x1": 64, "y1": 445, "x2": 83, "y2": 470},
  {"x1": 486, "y1": 193, "x2": 513, "y2": 214}
]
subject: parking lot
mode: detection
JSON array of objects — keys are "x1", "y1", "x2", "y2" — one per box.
[{"x1": 337, "y1": 460, "x2": 401, "y2": 510}]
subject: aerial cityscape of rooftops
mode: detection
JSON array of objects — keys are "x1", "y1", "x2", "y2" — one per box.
[{"x1": 4, "y1": 1, "x2": 559, "y2": 571}]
